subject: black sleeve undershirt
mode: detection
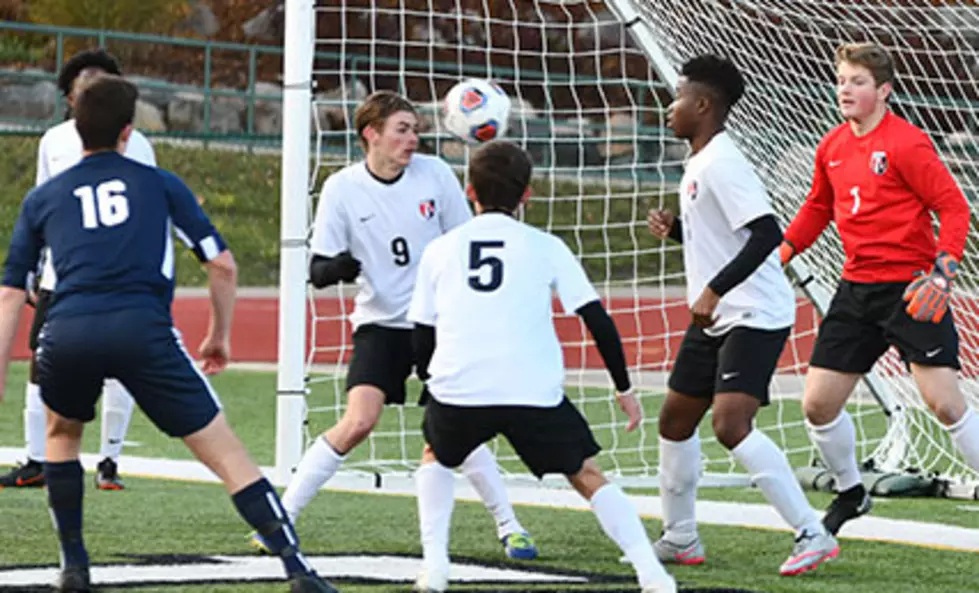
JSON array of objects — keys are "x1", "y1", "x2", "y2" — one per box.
[
  {"x1": 707, "y1": 214, "x2": 783, "y2": 297},
  {"x1": 412, "y1": 323, "x2": 435, "y2": 382},
  {"x1": 308, "y1": 253, "x2": 354, "y2": 289},
  {"x1": 668, "y1": 217, "x2": 683, "y2": 243},
  {"x1": 576, "y1": 300, "x2": 631, "y2": 393}
]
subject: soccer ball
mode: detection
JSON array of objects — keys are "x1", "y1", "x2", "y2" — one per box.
[{"x1": 442, "y1": 78, "x2": 511, "y2": 144}]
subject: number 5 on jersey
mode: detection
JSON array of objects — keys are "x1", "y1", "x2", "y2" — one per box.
[
  {"x1": 74, "y1": 180, "x2": 130, "y2": 229},
  {"x1": 469, "y1": 240, "x2": 504, "y2": 292}
]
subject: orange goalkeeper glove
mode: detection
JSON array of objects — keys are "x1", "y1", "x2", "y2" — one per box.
[
  {"x1": 778, "y1": 240, "x2": 796, "y2": 266},
  {"x1": 903, "y1": 252, "x2": 959, "y2": 323}
]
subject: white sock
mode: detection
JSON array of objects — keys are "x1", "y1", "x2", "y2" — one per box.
[
  {"x1": 658, "y1": 434, "x2": 700, "y2": 542},
  {"x1": 460, "y1": 444, "x2": 524, "y2": 539},
  {"x1": 591, "y1": 483, "x2": 672, "y2": 588},
  {"x1": 416, "y1": 462, "x2": 455, "y2": 578},
  {"x1": 25, "y1": 383, "x2": 46, "y2": 463},
  {"x1": 948, "y1": 407, "x2": 979, "y2": 472},
  {"x1": 99, "y1": 379, "x2": 135, "y2": 461},
  {"x1": 280, "y1": 436, "x2": 345, "y2": 524},
  {"x1": 732, "y1": 429, "x2": 822, "y2": 535},
  {"x1": 806, "y1": 411, "x2": 862, "y2": 492}
]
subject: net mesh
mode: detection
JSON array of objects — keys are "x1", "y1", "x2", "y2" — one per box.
[{"x1": 295, "y1": 0, "x2": 976, "y2": 484}]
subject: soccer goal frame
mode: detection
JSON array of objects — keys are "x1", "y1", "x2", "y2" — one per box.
[{"x1": 275, "y1": 0, "x2": 977, "y2": 495}]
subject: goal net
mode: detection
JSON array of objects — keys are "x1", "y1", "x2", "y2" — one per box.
[{"x1": 276, "y1": 0, "x2": 979, "y2": 489}]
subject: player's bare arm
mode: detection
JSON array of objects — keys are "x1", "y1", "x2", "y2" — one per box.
[
  {"x1": 200, "y1": 250, "x2": 238, "y2": 375},
  {"x1": 0, "y1": 286, "x2": 28, "y2": 402}
]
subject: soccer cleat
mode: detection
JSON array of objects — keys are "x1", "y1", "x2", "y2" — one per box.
[
  {"x1": 653, "y1": 534, "x2": 706, "y2": 565},
  {"x1": 779, "y1": 528, "x2": 839, "y2": 576},
  {"x1": 641, "y1": 577, "x2": 679, "y2": 593},
  {"x1": 0, "y1": 459, "x2": 45, "y2": 488},
  {"x1": 95, "y1": 458, "x2": 124, "y2": 491},
  {"x1": 501, "y1": 531, "x2": 539, "y2": 560},
  {"x1": 823, "y1": 484, "x2": 872, "y2": 536},
  {"x1": 413, "y1": 566, "x2": 449, "y2": 593},
  {"x1": 289, "y1": 573, "x2": 340, "y2": 593},
  {"x1": 56, "y1": 564, "x2": 91, "y2": 592},
  {"x1": 247, "y1": 530, "x2": 272, "y2": 554}
]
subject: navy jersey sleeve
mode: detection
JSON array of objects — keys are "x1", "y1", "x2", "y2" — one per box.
[
  {"x1": 159, "y1": 170, "x2": 227, "y2": 262},
  {"x1": 2, "y1": 191, "x2": 44, "y2": 289}
]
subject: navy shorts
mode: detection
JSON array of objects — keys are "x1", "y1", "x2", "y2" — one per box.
[{"x1": 35, "y1": 308, "x2": 221, "y2": 437}]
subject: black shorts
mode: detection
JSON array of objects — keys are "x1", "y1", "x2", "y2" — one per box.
[
  {"x1": 346, "y1": 324, "x2": 415, "y2": 405},
  {"x1": 810, "y1": 281, "x2": 960, "y2": 373},
  {"x1": 423, "y1": 396, "x2": 601, "y2": 479},
  {"x1": 28, "y1": 288, "x2": 54, "y2": 352},
  {"x1": 35, "y1": 309, "x2": 220, "y2": 437},
  {"x1": 668, "y1": 324, "x2": 790, "y2": 405}
]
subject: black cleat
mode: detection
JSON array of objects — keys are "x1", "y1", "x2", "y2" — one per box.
[
  {"x1": 0, "y1": 459, "x2": 45, "y2": 488},
  {"x1": 57, "y1": 564, "x2": 91, "y2": 592},
  {"x1": 823, "y1": 483, "x2": 872, "y2": 535},
  {"x1": 95, "y1": 458, "x2": 124, "y2": 491},
  {"x1": 290, "y1": 573, "x2": 341, "y2": 593}
]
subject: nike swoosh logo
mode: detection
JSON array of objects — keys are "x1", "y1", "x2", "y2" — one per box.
[
  {"x1": 926, "y1": 348, "x2": 942, "y2": 358},
  {"x1": 829, "y1": 160, "x2": 842, "y2": 168},
  {"x1": 15, "y1": 475, "x2": 44, "y2": 486},
  {"x1": 359, "y1": 214, "x2": 375, "y2": 222},
  {"x1": 721, "y1": 372, "x2": 740, "y2": 381}
]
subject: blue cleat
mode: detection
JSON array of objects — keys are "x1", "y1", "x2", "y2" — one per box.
[{"x1": 501, "y1": 532, "x2": 539, "y2": 560}]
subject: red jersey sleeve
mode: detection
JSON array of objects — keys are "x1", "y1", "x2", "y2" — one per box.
[
  {"x1": 896, "y1": 132, "x2": 970, "y2": 260},
  {"x1": 784, "y1": 139, "x2": 834, "y2": 254}
]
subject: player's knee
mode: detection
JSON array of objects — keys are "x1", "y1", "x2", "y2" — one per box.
[
  {"x1": 344, "y1": 412, "x2": 380, "y2": 444},
  {"x1": 567, "y1": 458, "x2": 606, "y2": 499},
  {"x1": 658, "y1": 411, "x2": 699, "y2": 442},
  {"x1": 711, "y1": 412, "x2": 751, "y2": 450},
  {"x1": 802, "y1": 394, "x2": 839, "y2": 427},
  {"x1": 923, "y1": 394, "x2": 967, "y2": 427}
]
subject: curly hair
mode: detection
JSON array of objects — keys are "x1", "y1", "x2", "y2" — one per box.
[
  {"x1": 57, "y1": 49, "x2": 123, "y2": 97},
  {"x1": 680, "y1": 54, "x2": 746, "y2": 112}
]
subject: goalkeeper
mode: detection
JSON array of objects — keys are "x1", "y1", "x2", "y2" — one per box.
[{"x1": 780, "y1": 42, "x2": 979, "y2": 536}]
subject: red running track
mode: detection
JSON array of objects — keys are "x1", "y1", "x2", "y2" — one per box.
[{"x1": 9, "y1": 296, "x2": 821, "y2": 371}]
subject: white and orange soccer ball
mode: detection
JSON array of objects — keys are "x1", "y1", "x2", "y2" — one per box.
[{"x1": 442, "y1": 78, "x2": 511, "y2": 144}]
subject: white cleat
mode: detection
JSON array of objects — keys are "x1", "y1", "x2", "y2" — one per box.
[
  {"x1": 641, "y1": 576, "x2": 679, "y2": 593},
  {"x1": 413, "y1": 565, "x2": 449, "y2": 593},
  {"x1": 779, "y1": 528, "x2": 839, "y2": 576}
]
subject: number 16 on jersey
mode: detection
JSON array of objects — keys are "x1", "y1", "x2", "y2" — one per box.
[{"x1": 74, "y1": 180, "x2": 130, "y2": 229}]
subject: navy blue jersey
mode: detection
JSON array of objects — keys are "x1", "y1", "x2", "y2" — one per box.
[{"x1": 2, "y1": 151, "x2": 225, "y2": 320}]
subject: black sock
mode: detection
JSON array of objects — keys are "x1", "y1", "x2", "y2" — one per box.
[
  {"x1": 232, "y1": 478, "x2": 312, "y2": 577},
  {"x1": 45, "y1": 461, "x2": 89, "y2": 568}
]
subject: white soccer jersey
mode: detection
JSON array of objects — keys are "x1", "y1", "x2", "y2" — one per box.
[
  {"x1": 310, "y1": 153, "x2": 472, "y2": 329},
  {"x1": 678, "y1": 132, "x2": 794, "y2": 335},
  {"x1": 34, "y1": 119, "x2": 157, "y2": 290},
  {"x1": 408, "y1": 213, "x2": 599, "y2": 408}
]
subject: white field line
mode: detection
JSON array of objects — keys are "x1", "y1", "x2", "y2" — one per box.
[{"x1": 2, "y1": 447, "x2": 977, "y2": 555}]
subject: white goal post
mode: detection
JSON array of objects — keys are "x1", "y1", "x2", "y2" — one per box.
[{"x1": 276, "y1": 0, "x2": 979, "y2": 492}]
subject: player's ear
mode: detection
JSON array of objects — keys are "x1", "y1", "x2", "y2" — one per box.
[
  {"x1": 877, "y1": 80, "x2": 893, "y2": 103},
  {"x1": 118, "y1": 124, "x2": 133, "y2": 152},
  {"x1": 362, "y1": 124, "x2": 378, "y2": 147},
  {"x1": 520, "y1": 186, "x2": 532, "y2": 205},
  {"x1": 465, "y1": 183, "x2": 478, "y2": 204}
]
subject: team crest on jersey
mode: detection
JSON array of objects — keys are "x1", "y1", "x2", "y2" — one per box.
[
  {"x1": 685, "y1": 180, "x2": 699, "y2": 201},
  {"x1": 870, "y1": 151, "x2": 888, "y2": 175},
  {"x1": 419, "y1": 199, "x2": 437, "y2": 220}
]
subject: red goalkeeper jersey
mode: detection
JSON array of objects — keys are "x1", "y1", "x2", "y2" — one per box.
[{"x1": 784, "y1": 111, "x2": 969, "y2": 283}]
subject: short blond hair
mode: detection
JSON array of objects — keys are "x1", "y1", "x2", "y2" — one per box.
[
  {"x1": 835, "y1": 42, "x2": 895, "y2": 87},
  {"x1": 353, "y1": 90, "x2": 416, "y2": 152}
]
